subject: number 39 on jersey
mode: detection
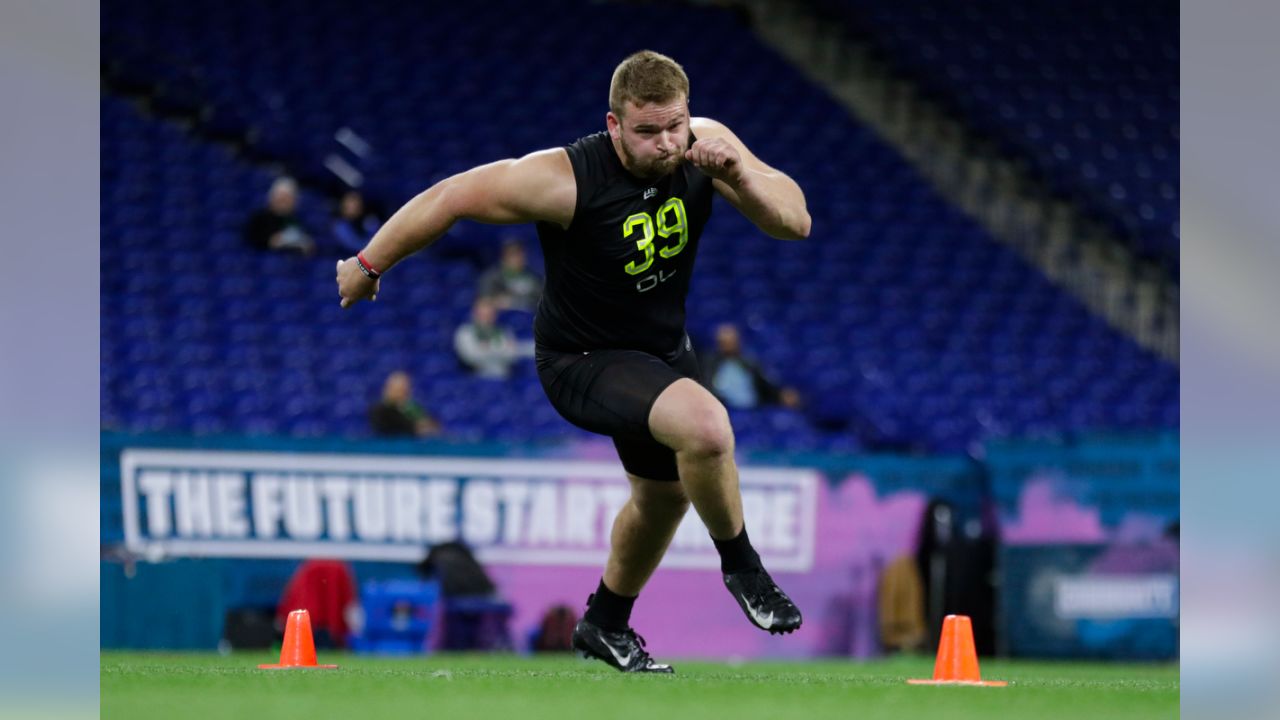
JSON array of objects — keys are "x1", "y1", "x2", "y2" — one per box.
[{"x1": 621, "y1": 197, "x2": 688, "y2": 292}]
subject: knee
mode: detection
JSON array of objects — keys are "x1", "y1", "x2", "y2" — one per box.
[
  {"x1": 678, "y1": 402, "x2": 735, "y2": 458},
  {"x1": 633, "y1": 485, "x2": 691, "y2": 520}
]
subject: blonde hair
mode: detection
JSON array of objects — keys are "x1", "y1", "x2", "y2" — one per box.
[{"x1": 608, "y1": 50, "x2": 690, "y2": 118}]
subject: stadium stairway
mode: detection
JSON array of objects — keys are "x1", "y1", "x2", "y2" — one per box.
[{"x1": 738, "y1": 0, "x2": 1178, "y2": 363}]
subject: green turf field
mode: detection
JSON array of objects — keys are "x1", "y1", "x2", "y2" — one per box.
[{"x1": 101, "y1": 651, "x2": 1178, "y2": 720}]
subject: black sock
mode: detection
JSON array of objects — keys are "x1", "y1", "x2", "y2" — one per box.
[
  {"x1": 583, "y1": 578, "x2": 636, "y2": 632},
  {"x1": 713, "y1": 527, "x2": 763, "y2": 574}
]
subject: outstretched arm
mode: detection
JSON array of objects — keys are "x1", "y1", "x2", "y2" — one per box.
[
  {"x1": 687, "y1": 117, "x2": 810, "y2": 241},
  {"x1": 336, "y1": 149, "x2": 575, "y2": 308}
]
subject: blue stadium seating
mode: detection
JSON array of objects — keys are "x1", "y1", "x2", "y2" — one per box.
[
  {"x1": 815, "y1": 0, "x2": 1178, "y2": 271},
  {"x1": 100, "y1": 0, "x2": 1178, "y2": 453}
]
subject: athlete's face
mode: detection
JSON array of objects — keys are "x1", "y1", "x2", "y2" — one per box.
[{"x1": 608, "y1": 97, "x2": 691, "y2": 180}]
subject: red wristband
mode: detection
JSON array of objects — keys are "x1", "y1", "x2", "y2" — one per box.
[{"x1": 356, "y1": 251, "x2": 382, "y2": 279}]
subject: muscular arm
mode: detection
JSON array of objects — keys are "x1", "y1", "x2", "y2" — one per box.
[
  {"x1": 689, "y1": 117, "x2": 811, "y2": 241},
  {"x1": 362, "y1": 149, "x2": 574, "y2": 271},
  {"x1": 336, "y1": 149, "x2": 575, "y2": 307}
]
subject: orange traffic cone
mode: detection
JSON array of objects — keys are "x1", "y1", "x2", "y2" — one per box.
[
  {"x1": 258, "y1": 609, "x2": 339, "y2": 670},
  {"x1": 907, "y1": 614, "x2": 1005, "y2": 686}
]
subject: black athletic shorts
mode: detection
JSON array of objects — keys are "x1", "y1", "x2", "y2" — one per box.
[{"x1": 535, "y1": 337, "x2": 701, "y2": 482}]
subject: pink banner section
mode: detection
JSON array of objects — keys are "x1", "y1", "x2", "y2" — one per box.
[
  {"x1": 1000, "y1": 476, "x2": 1172, "y2": 545},
  {"x1": 487, "y1": 474, "x2": 929, "y2": 660}
]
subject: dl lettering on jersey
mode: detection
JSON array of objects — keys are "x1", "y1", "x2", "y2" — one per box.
[{"x1": 119, "y1": 449, "x2": 819, "y2": 572}]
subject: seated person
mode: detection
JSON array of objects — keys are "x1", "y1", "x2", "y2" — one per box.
[
  {"x1": 454, "y1": 298, "x2": 528, "y2": 379},
  {"x1": 701, "y1": 323, "x2": 802, "y2": 410},
  {"x1": 331, "y1": 189, "x2": 382, "y2": 255},
  {"x1": 368, "y1": 370, "x2": 442, "y2": 437},
  {"x1": 477, "y1": 237, "x2": 543, "y2": 312},
  {"x1": 243, "y1": 176, "x2": 315, "y2": 255}
]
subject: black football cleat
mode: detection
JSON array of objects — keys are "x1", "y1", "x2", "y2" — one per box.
[
  {"x1": 572, "y1": 618, "x2": 675, "y2": 673},
  {"x1": 724, "y1": 568, "x2": 803, "y2": 635}
]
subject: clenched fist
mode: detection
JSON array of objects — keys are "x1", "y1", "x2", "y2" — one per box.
[
  {"x1": 684, "y1": 137, "x2": 745, "y2": 185},
  {"x1": 335, "y1": 257, "x2": 380, "y2": 308}
]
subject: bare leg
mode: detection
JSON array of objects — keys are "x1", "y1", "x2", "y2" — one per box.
[
  {"x1": 601, "y1": 474, "x2": 691, "y2": 596},
  {"x1": 576, "y1": 474, "x2": 684, "y2": 673},
  {"x1": 587, "y1": 379, "x2": 800, "y2": 644},
  {"x1": 647, "y1": 378, "x2": 743, "y2": 540}
]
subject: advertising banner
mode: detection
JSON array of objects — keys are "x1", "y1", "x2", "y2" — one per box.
[
  {"x1": 119, "y1": 449, "x2": 819, "y2": 572},
  {"x1": 104, "y1": 436, "x2": 980, "y2": 658}
]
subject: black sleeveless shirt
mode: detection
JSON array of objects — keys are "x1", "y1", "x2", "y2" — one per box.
[{"x1": 534, "y1": 131, "x2": 714, "y2": 358}]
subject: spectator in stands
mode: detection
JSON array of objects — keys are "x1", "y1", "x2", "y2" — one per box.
[
  {"x1": 454, "y1": 297, "x2": 528, "y2": 379},
  {"x1": 331, "y1": 189, "x2": 382, "y2": 255},
  {"x1": 702, "y1": 323, "x2": 802, "y2": 410},
  {"x1": 478, "y1": 237, "x2": 543, "y2": 312},
  {"x1": 243, "y1": 176, "x2": 315, "y2": 255},
  {"x1": 368, "y1": 370, "x2": 441, "y2": 438}
]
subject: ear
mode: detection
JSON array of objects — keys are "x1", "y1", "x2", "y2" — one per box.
[{"x1": 606, "y1": 111, "x2": 621, "y2": 140}]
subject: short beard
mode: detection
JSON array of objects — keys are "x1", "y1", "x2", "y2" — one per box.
[{"x1": 620, "y1": 133, "x2": 685, "y2": 180}]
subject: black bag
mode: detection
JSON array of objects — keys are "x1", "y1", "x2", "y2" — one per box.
[
  {"x1": 222, "y1": 607, "x2": 277, "y2": 649},
  {"x1": 416, "y1": 541, "x2": 497, "y2": 597}
]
